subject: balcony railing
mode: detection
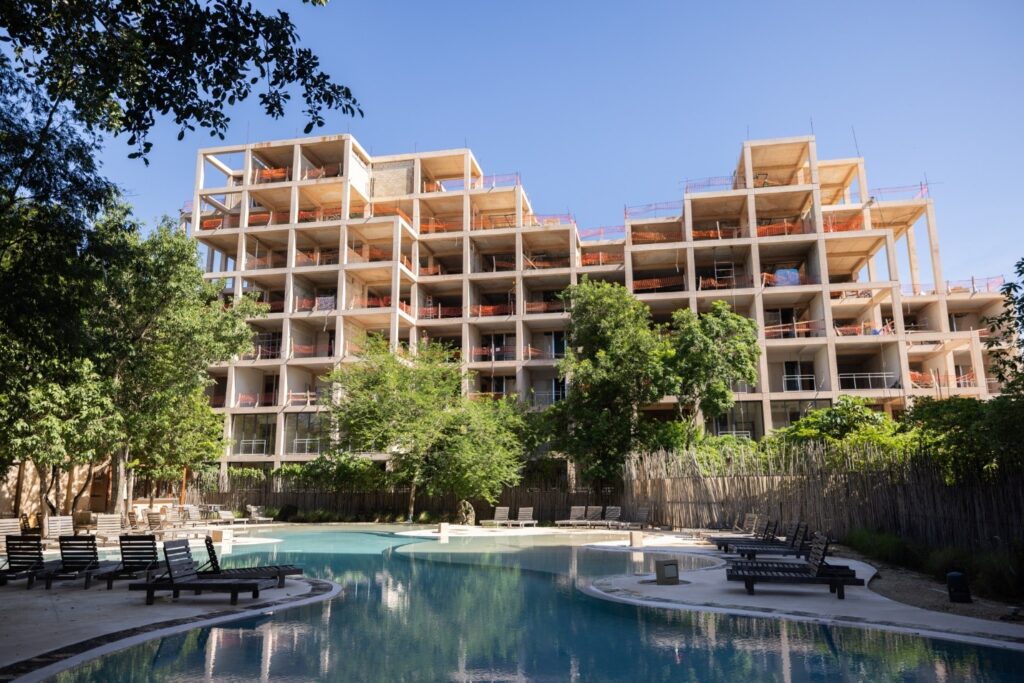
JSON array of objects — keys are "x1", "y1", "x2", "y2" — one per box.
[
  {"x1": 246, "y1": 210, "x2": 288, "y2": 228},
  {"x1": 291, "y1": 438, "x2": 321, "y2": 455},
  {"x1": 685, "y1": 175, "x2": 746, "y2": 193},
  {"x1": 419, "y1": 264, "x2": 444, "y2": 276},
  {"x1": 470, "y1": 346, "x2": 516, "y2": 362},
  {"x1": 632, "y1": 229, "x2": 683, "y2": 244},
  {"x1": 209, "y1": 393, "x2": 226, "y2": 408},
  {"x1": 823, "y1": 215, "x2": 863, "y2": 233},
  {"x1": 692, "y1": 223, "x2": 740, "y2": 241},
  {"x1": 524, "y1": 301, "x2": 565, "y2": 314},
  {"x1": 782, "y1": 374, "x2": 817, "y2": 392},
  {"x1": 764, "y1": 319, "x2": 825, "y2": 339},
  {"x1": 288, "y1": 390, "x2": 319, "y2": 406},
  {"x1": 236, "y1": 439, "x2": 269, "y2": 455},
  {"x1": 838, "y1": 372, "x2": 897, "y2": 390},
  {"x1": 242, "y1": 342, "x2": 282, "y2": 360},
  {"x1": 252, "y1": 166, "x2": 291, "y2": 184},
  {"x1": 472, "y1": 213, "x2": 518, "y2": 230},
  {"x1": 756, "y1": 219, "x2": 807, "y2": 237},
  {"x1": 295, "y1": 249, "x2": 340, "y2": 267},
  {"x1": 944, "y1": 276, "x2": 1005, "y2": 295},
  {"x1": 236, "y1": 391, "x2": 277, "y2": 408},
  {"x1": 469, "y1": 391, "x2": 513, "y2": 401},
  {"x1": 522, "y1": 213, "x2": 575, "y2": 229},
  {"x1": 524, "y1": 254, "x2": 570, "y2": 270},
  {"x1": 294, "y1": 295, "x2": 337, "y2": 312},
  {"x1": 580, "y1": 251, "x2": 625, "y2": 266},
  {"x1": 901, "y1": 283, "x2": 936, "y2": 296},
  {"x1": 469, "y1": 173, "x2": 519, "y2": 190},
  {"x1": 418, "y1": 304, "x2": 463, "y2": 319},
  {"x1": 297, "y1": 206, "x2": 343, "y2": 223},
  {"x1": 633, "y1": 275, "x2": 687, "y2": 292},
  {"x1": 697, "y1": 274, "x2": 754, "y2": 290},
  {"x1": 834, "y1": 321, "x2": 895, "y2": 336},
  {"x1": 420, "y1": 217, "x2": 463, "y2": 234},
  {"x1": 349, "y1": 296, "x2": 391, "y2": 309},
  {"x1": 529, "y1": 391, "x2": 565, "y2": 408},
  {"x1": 470, "y1": 303, "x2": 513, "y2": 317},
  {"x1": 523, "y1": 345, "x2": 564, "y2": 360},
  {"x1": 292, "y1": 342, "x2": 332, "y2": 358},
  {"x1": 302, "y1": 163, "x2": 341, "y2": 180},
  {"x1": 422, "y1": 178, "x2": 466, "y2": 193},
  {"x1": 482, "y1": 255, "x2": 516, "y2": 272},
  {"x1": 347, "y1": 245, "x2": 392, "y2": 263},
  {"x1": 246, "y1": 253, "x2": 286, "y2": 270},
  {"x1": 909, "y1": 370, "x2": 980, "y2": 390},
  {"x1": 199, "y1": 214, "x2": 239, "y2": 230},
  {"x1": 869, "y1": 183, "x2": 929, "y2": 201},
  {"x1": 578, "y1": 225, "x2": 625, "y2": 241},
  {"x1": 624, "y1": 201, "x2": 683, "y2": 220}
]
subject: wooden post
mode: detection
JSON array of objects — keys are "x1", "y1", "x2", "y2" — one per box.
[{"x1": 179, "y1": 467, "x2": 188, "y2": 506}]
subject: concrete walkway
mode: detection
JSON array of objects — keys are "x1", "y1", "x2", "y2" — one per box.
[{"x1": 582, "y1": 535, "x2": 1024, "y2": 652}]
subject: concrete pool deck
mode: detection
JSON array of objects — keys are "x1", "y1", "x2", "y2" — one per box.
[
  {"x1": 0, "y1": 572, "x2": 338, "y2": 682},
  {"x1": 582, "y1": 534, "x2": 1024, "y2": 652}
]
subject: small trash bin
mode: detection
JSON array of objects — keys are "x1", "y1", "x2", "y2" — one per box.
[
  {"x1": 655, "y1": 559, "x2": 679, "y2": 585},
  {"x1": 947, "y1": 571, "x2": 972, "y2": 603}
]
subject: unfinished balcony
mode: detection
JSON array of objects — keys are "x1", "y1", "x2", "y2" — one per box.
[
  {"x1": 420, "y1": 153, "x2": 471, "y2": 194},
  {"x1": 207, "y1": 375, "x2": 228, "y2": 408},
  {"x1": 523, "y1": 251, "x2": 570, "y2": 271},
  {"x1": 523, "y1": 329, "x2": 566, "y2": 362},
  {"x1": 418, "y1": 240, "x2": 464, "y2": 276},
  {"x1": 690, "y1": 194, "x2": 749, "y2": 241},
  {"x1": 524, "y1": 289, "x2": 566, "y2": 316},
  {"x1": 242, "y1": 329, "x2": 283, "y2": 361},
  {"x1": 198, "y1": 237, "x2": 238, "y2": 275},
  {"x1": 754, "y1": 187, "x2": 815, "y2": 237},
  {"x1": 293, "y1": 286, "x2": 337, "y2": 315},
  {"x1": 818, "y1": 159, "x2": 863, "y2": 206},
  {"x1": 471, "y1": 374, "x2": 517, "y2": 401},
  {"x1": 759, "y1": 241, "x2": 820, "y2": 288},
  {"x1": 294, "y1": 244, "x2": 340, "y2": 269},
  {"x1": 744, "y1": 138, "x2": 813, "y2": 189},
  {"x1": 469, "y1": 289, "x2": 515, "y2": 318},
  {"x1": 470, "y1": 186, "x2": 518, "y2": 231},
  {"x1": 523, "y1": 213, "x2": 576, "y2": 231},
  {"x1": 298, "y1": 139, "x2": 345, "y2": 181},
  {"x1": 247, "y1": 286, "x2": 286, "y2": 314},
  {"x1": 763, "y1": 306, "x2": 825, "y2": 340},
  {"x1": 418, "y1": 282, "x2": 463, "y2": 320},
  {"x1": 196, "y1": 192, "x2": 243, "y2": 231},
  {"x1": 836, "y1": 345, "x2": 902, "y2": 391},
  {"x1": 290, "y1": 327, "x2": 335, "y2": 360},
  {"x1": 579, "y1": 243, "x2": 625, "y2": 269},
  {"x1": 420, "y1": 193, "x2": 464, "y2": 234},
  {"x1": 201, "y1": 150, "x2": 244, "y2": 190},
  {"x1": 234, "y1": 369, "x2": 280, "y2": 408},
  {"x1": 632, "y1": 270, "x2": 687, "y2": 294},
  {"x1": 630, "y1": 220, "x2": 683, "y2": 246},
  {"x1": 707, "y1": 401, "x2": 764, "y2": 440},
  {"x1": 245, "y1": 198, "x2": 291, "y2": 229},
  {"x1": 694, "y1": 246, "x2": 753, "y2": 291}
]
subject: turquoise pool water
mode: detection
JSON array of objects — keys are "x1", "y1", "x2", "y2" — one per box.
[{"x1": 54, "y1": 526, "x2": 1024, "y2": 682}]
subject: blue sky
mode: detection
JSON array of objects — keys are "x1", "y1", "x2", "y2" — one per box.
[{"x1": 101, "y1": 1, "x2": 1023, "y2": 282}]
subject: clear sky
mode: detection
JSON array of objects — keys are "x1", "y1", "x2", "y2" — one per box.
[{"x1": 99, "y1": 0, "x2": 1024, "y2": 283}]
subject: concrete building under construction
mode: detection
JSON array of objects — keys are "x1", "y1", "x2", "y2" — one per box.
[{"x1": 186, "y1": 134, "x2": 1006, "y2": 472}]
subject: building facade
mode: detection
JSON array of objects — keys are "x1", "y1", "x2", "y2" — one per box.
[{"x1": 187, "y1": 134, "x2": 1005, "y2": 473}]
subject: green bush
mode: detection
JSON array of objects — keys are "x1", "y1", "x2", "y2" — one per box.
[
  {"x1": 924, "y1": 546, "x2": 973, "y2": 581},
  {"x1": 843, "y1": 528, "x2": 925, "y2": 569}
]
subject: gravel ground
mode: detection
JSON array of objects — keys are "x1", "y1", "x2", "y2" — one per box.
[{"x1": 834, "y1": 544, "x2": 1024, "y2": 624}]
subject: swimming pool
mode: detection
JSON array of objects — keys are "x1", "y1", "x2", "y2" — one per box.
[{"x1": 52, "y1": 526, "x2": 1024, "y2": 682}]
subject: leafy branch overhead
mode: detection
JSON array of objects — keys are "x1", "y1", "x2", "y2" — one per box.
[{"x1": 0, "y1": 0, "x2": 361, "y2": 159}]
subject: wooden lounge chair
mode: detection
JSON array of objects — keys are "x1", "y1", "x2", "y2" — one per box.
[
  {"x1": 0, "y1": 519, "x2": 22, "y2": 552},
  {"x1": 93, "y1": 513, "x2": 124, "y2": 545},
  {"x1": 44, "y1": 515, "x2": 74, "y2": 542},
  {"x1": 507, "y1": 508, "x2": 538, "y2": 528},
  {"x1": 593, "y1": 506, "x2": 622, "y2": 529},
  {"x1": 212, "y1": 510, "x2": 247, "y2": 525},
  {"x1": 577, "y1": 506, "x2": 603, "y2": 527},
  {"x1": 730, "y1": 523, "x2": 809, "y2": 560},
  {"x1": 147, "y1": 512, "x2": 209, "y2": 540},
  {"x1": 723, "y1": 520, "x2": 795, "y2": 552},
  {"x1": 246, "y1": 505, "x2": 273, "y2": 524},
  {"x1": 707, "y1": 516, "x2": 772, "y2": 550},
  {"x1": 200, "y1": 537, "x2": 302, "y2": 588},
  {"x1": 615, "y1": 506, "x2": 650, "y2": 530},
  {"x1": 97, "y1": 535, "x2": 161, "y2": 589},
  {"x1": 726, "y1": 534, "x2": 865, "y2": 599},
  {"x1": 39, "y1": 535, "x2": 119, "y2": 589},
  {"x1": 0, "y1": 535, "x2": 57, "y2": 588},
  {"x1": 129, "y1": 539, "x2": 276, "y2": 605},
  {"x1": 555, "y1": 506, "x2": 585, "y2": 527},
  {"x1": 481, "y1": 507, "x2": 509, "y2": 527}
]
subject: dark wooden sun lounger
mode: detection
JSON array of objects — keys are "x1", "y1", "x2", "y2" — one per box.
[
  {"x1": 200, "y1": 536, "x2": 302, "y2": 588},
  {"x1": 728, "y1": 522, "x2": 808, "y2": 558},
  {"x1": 129, "y1": 539, "x2": 275, "y2": 605},
  {"x1": 0, "y1": 535, "x2": 57, "y2": 588},
  {"x1": 96, "y1": 535, "x2": 162, "y2": 589},
  {"x1": 38, "y1": 535, "x2": 119, "y2": 589},
  {"x1": 708, "y1": 518, "x2": 776, "y2": 551},
  {"x1": 726, "y1": 533, "x2": 865, "y2": 599}
]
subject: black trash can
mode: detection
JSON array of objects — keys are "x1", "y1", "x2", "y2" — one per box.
[{"x1": 947, "y1": 571, "x2": 972, "y2": 603}]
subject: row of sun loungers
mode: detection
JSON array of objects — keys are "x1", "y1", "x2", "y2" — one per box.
[
  {"x1": 555, "y1": 505, "x2": 649, "y2": 529},
  {"x1": 703, "y1": 512, "x2": 865, "y2": 599},
  {"x1": 0, "y1": 532, "x2": 303, "y2": 606}
]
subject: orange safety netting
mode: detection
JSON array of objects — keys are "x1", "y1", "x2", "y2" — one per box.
[
  {"x1": 525, "y1": 301, "x2": 564, "y2": 314},
  {"x1": 254, "y1": 166, "x2": 290, "y2": 183},
  {"x1": 420, "y1": 217, "x2": 462, "y2": 233},
  {"x1": 367, "y1": 206, "x2": 413, "y2": 223},
  {"x1": 471, "y1": 346, "x2": 516, "y2": 360},
  {"x1": 632, "y1": 230, "x2": 683, "y2": 244},
  {"x1": 698, "y1": 276, "x2": 751, "y2": 290},
  {"x1": 303, "y1": 163, "x2": 341, "y2": 180},
  {"x1": 632, "y1": 275, "x2": 686, "y2": 292},
  {"x1": 524, "y1": 255, "x2": 570, "y2": 269},
  {"x1": 764, "y1": 320, "x2": 824, "y2": 338},
  {"x1": 418, "y1": 305, "x2": 462, "y2": 319},
  {"x1": 288, "y1": 390, "x2": 318, "y2": 405},
  {"x1": 472, "y1": 213, "x2": 518, "y2": 230},
  {"x1": 292, "y1": 343, "x2": 329, "y2": 357},
  {"x1": 823, "y1": 215, "x2": 863, "y2": 233},
  {"x1": 909, "y1": 371, "x2": 934, "y2": 388},
  {"x1": 580, "y1": 251, "x2": 624, "y2": 266},
  {"x1": 295, "y1": 249, "x2": 340, "y2": 266},
  {"x1": 692, "y1": 226, "x2": 739, "y2": 240},
  {"x1": 350, "y1": 296, "x2": 392, "y2": 309},
  {"x1": 470, "y1": 304, "x2": 513, "y2": 317},
  {"x1": 419, "y1": 264, "x2": 443, "y2": 276},
  {"x1": 522, "y1": 213, "x2": 575, "y2": 228},
  {"x1": 200, "y1": 215, "x2": 238, "y2": 230},
  {"x1": 756, "y1": 220, "x2": 803, "y2": 237},
  {"x1": 247, "y1": 254, "x2": 286, "y2": 269}
]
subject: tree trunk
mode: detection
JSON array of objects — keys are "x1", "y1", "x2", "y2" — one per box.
[
  {"x1": 53, "y1": 465, "x2": 62, "y2": 514},
  {"x1": 179, "y1": 467, "x2": 188, "y2": 506},
  {"x1": 406, "y1": 481, "x2": 417, "y2": 522},
  {"x1": 71, "y1": 463, "x2": 95, "y2": 513},
  {"x1": 126, "y1": 469, "x2": 136, "y2": 513},
  {"x1": 108, "y1": 445, "x2": 129, "y2": 514},
  {"x1": 36, "y1": 463, "x2": 51, "y2": 521},
  {"x1": 13, "y1": 461, "x2": 25, "y2": 516}
]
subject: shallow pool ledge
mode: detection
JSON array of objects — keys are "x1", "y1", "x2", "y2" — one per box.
[
  {"x1": 0, "y1": 577, "x2": 341, "y2": 683},
  {"x1": 581, "y1": 555, "x2": 1024, "y2": 653}
]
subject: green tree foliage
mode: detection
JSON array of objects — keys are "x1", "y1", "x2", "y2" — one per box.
[
  {"x1": 548, "y1": 278, "x2": 668, "y2": 482},
  {"x1": 664, "y1": 300, "x2": 759, "y2": 444},
  {"x1": 985, "y1": 256, "x2": 1024, "y2": 397},
  {"x1": 906, "y1": 396, "x2": 1024, "y2": 482},
  {"x1": 1, "y1": 1, "x2": 360, "y2": 159},
  {"x1": 324, "y1": 337, "x2": 524, "y2": 518}
]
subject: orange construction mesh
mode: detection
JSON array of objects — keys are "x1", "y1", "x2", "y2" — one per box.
[
  {"x1": 350, "y1": 296, "x2": 392, "y2": 309},
  {"x1": 418, "y1": 305, "x2": 462, "y2": 319},
  {"x1": 525, "y1": 301, "x2": 564, "y2": 314},
  {"x1": 419, "y1": 264, "x2": 443, "y2": 276},
  {"x1": 823, "y1": 215, "x2": 863, "y2": 233},
  {"x1": 303, "y1": 163, "x2": 341, "y2": 180},
  {"x1": 420, "y1": 217, "x2": 463, "y2": 233},
  {"x1": 522, "y1": 213, "x2": 575, "y2": 228},
  {"x1": 472, "y1": 213, "x2": 518, "y2": 230},
  {"x1": 764, "y1": 319, "x2": 824, "y2": 339},
  {"x1": 470, "y1": 303, "x2": 513, "y2": 317},
  {"x1": 756, "y1": 220, "x2": 804, "y2": 237},
  {"x1": 580, "y1": 251, "x2": 624, "y2": 266},
  {"x1": 632, "y1": 275, "x2": 686, "y2": 292},
  {"x1": 632, "y1": 230, "x2": 683, "y2": 244},
  {"x1": 524, "y1": 255, "x2": 570, "y2": 269},
  {"x1": 692, "y1": 225, "x2": 739, "y2": 240},
  {"x1": 253, "y1": 166, "x2": 290, "y2": 183}
]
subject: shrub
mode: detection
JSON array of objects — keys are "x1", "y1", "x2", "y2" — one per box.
[{"x1": 843, "y1": 528, "x2": 925, "y2": 570}]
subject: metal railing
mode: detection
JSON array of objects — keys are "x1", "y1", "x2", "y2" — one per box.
[
  {"x1": 288, "y1": 390, "x2": 319, "y2": 406},
  {"x1": 781, "y1": 374, "x2": 817, "y2": 392},
  {"x1": 577, "y1": 226, "x2": 626, "y2": 241},
  {"x1": 418, "y1": 304, "x2": 463, "y2": 319},
  {"x1": 470, "y1": 346, "x2": 516, "y2": 361},
  {"x1": 252, "y1": 166, "x2": 291, "y2": 184},
  {"x1": 529, "y1": 391, "x2": 565, "y2": 408},
  {"x1": 692, "y1": 223, "x2": 740, "y2": 241},
  {"x1": 869, "y1": 183, "x2": 929, "y2": 201},
  {"x1": 632, "y1": 229, "x2": 684, "y2": 244},
  {"x1": 838, "y1": 372, "x2": 897, "y2": 390},
  {"x1": 291, "y1": 438, "x2": 321, "y2": 455},
  {"x1": 236, "y1": 439, "x2": 268, "y2": 455},
  {"x1": 624, "y1": 201, "x2": 683, "y2": 220},
  {"x1": 685, "y1": 175, "x2": 746, "y2": 193},
  {"x1": 522, "y1": 213, "x2": 575, "y2": 229},
  {"x1": 764, "y1": 320, "x2": 825, "y2": 338},
  {"x1": 580, "y1": 251, "x2": 625, "y2": 266},
  {"x1": 524, "y1": 301, "x2": 565, "y2": 314}
]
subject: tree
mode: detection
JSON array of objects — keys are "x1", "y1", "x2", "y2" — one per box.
[
  {"x1": 1, "y1": 1, "x2": 360, "y2": 161},
  {"x1": 86, "y1": 215, "x2": 263, "y2": 513},
  {"x1": 5, "y1": 359, "x2": 121, "y2": 516},
  {"x1": 549, "y1": 278, "x2": 669, "y2": 483},
  {"x1": 663, "y1": 300, "x2": 759, "y2": 445},
  {"x1": 985, "y1": 256, "x2": 1024, "y2": 397},
  {"x1": 324, "y1": 337, "x2": 523, "y2": 519}
]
